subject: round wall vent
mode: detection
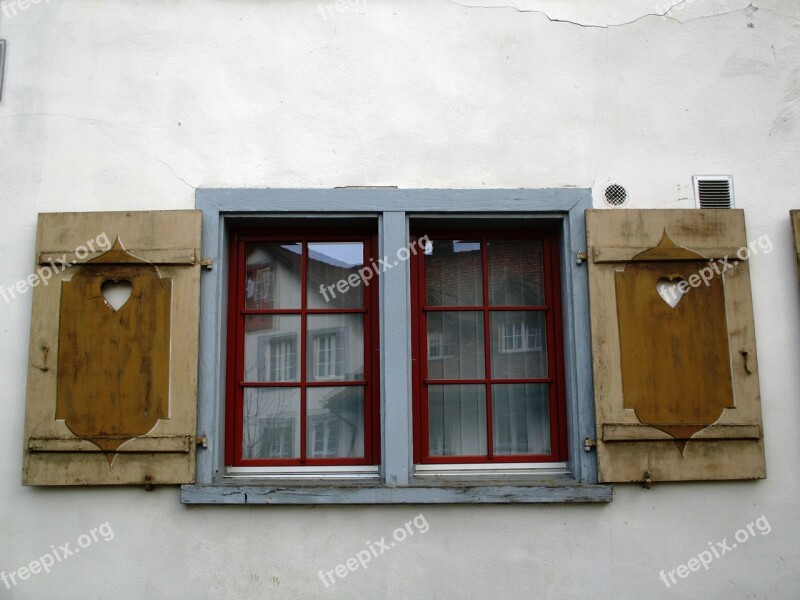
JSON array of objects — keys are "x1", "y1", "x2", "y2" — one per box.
[{"x1": 604, "y1": 184, "x2": 627, "y2": 206}]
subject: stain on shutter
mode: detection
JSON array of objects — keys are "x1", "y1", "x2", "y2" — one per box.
[
  {"x1": 586, "y1": 209, "x2": 765, "y2": 483},
  {"x1": 23, "y1": 210, "x2": 202, "y2": 485}
]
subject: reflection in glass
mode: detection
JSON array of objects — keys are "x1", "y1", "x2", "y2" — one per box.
[
  {"x1": 243, "y1": 388, "x2": 301, "y2": 459},
  {"x1": 307, "y1": 314, "x2": 364, "y2": 381},
  {"x1": 428, "y1": 384, "x2": 487, "y2": 456},
  {"x1": 488, "y1": 239, "x2": 544, "y2": 306},
  {"x1": 490, "y1": 312, "x2": 548, "y2": 378},
  {"x1": 426, "y1": 312, "x2": 484, "y2": 380},
  {"x1": 492, "y1": 384, "x2": 550, "y2": 455},
  {"x1": 308, "y1": 242, "x2": 364, "y2": 309},
  {"x1": 307, "y1": 387, "x2": 365, "y2": 458},
  {"x1": 425, "y1": 240, "x2": 483, "y2": 306},
  {"x1": 244, "y1": 315, "x2": 301, "y2": 382},
  {"x1": 245, "y1": 243, "x2": 301, "y2": 309}
]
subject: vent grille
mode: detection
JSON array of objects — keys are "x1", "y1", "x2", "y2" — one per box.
[
  {"x1": 694, "y1": 176, "x2": 733, "y2": 209},
  {"x1": 604, "y1": 184, "x2": 627, "y2": 206}
]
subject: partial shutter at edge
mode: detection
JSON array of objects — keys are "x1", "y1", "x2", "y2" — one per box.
[
  {"x1": 586, "y1": 209, "x2": 765, "y2": 483},
  {"x1": 23, "y1": 210, "x2": 202, "y2": 485},
  {"x1": 791, "y1": 211, "x2": 800, "y2": 286}
]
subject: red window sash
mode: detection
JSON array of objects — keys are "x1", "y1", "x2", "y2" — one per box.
[
  {"x1": 226, "y1": 229, "x2": 380, "y2": 467},
  {"x1": 411, "y1": 229, "x2": 568, "y2": 464}
]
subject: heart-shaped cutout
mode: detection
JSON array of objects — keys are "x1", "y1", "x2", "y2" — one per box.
[
  {"x1": 101, "y1": 280, "x2": 133, "y2": 311},
  {"x1": 656, "y1": 277, "x2": 687, "y2": 308}
]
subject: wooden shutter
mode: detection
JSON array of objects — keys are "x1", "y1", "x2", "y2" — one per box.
[
  {"x1": 586, "y1": 209, "x2": 765, "y2": 483},
  {"x1": 23, "y1": 211, "x2": 202, "y2": 485},
  {"x1": 791, "y1": 211, "x2": 800, "y2": 284}
]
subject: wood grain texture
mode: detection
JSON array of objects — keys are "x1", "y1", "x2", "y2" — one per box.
[
  {"x1": 56, "y1": 240, "x2": 171, "y2": 459},
  {"x1": 29, "y1": 435, "x2": 192, "y2": 453},
  {"x1": 615, "y1": 234, "x2": 733, "y2": 450},
  {"x1": 23, "y1": 210, "x2": 202, "y2": 485},
  {"x1": 180, "y1": 483, "x2": 613, "y2": 504},
  {"x1": 586, "y1": 209, "x2": 766, "y2": 483}
]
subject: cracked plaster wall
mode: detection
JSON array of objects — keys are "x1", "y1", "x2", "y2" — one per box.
[{"x1": 0, "y1": 1, "x2": 798, "y2": 598}]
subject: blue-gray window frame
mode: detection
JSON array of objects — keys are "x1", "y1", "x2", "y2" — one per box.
[{"x1": 181, "y1": 189, "x2": 612, "y2": 504}]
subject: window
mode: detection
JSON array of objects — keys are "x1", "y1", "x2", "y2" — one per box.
[
  {"x1": 257, "y1": 334, "x2": 297, "y2": 382},
  {"x1": 187, "y1": 190, "x2": 607, "y2": 504},
  {"x1": 427, "y1": 333, "x2": 454, "y2": 360},
  {"x1": 311, "y1": 330, "x2": 346, "y2": 380},
  {"x1": 248, "y1": 263, "x2": 275, "y2": 307},
  {"x1": 411, "y1": 232, "x2": 567, "y2": 465},
  {"x1": 226, "y1": 229, "x2": 380, "y2": 467},
  {"x1": 309, "y1": 415, "x2": 342, "y2": 458},
  {"x1": 496, "y1": 315, "x2": 542, "y2": 353}
]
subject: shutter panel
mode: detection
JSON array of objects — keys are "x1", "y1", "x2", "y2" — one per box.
[
  {"x1": 792, "y1": 211, "x2": 800, "y2": 283},
  {"x1": 23, "y1": 210, "x2": 202, "y2": 485},
  {"x1": 586, "y1": 209, "x2": 765, "y2": 483}
]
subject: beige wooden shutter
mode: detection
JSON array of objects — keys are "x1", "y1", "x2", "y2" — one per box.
[
  {"x1": 23, "y1": 210, "x2": 202, "y2": 485},
  {"x1": 586, "y1": 209, "x2": 765, "y2": 483}
]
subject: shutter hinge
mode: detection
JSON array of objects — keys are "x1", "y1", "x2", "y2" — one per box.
[
  {"x1": 196, "y1": 433, "x2": 208, "y2": 449},
  {"x1": 642, "y1": 470, "x2": 652, "y2": 490},
  {"x1": 199, "y1": 257, "x2": 214, "y2": 269},
  {"x1": 576, "y1": 251, "x2": 588, "y2": 265},
  {"x1": 583, "y1": 437, "x2": 597, "y2": 452}
]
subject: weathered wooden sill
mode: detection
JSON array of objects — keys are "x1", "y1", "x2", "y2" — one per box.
[{"x1": 180, "y1": 482, "x2": 613, "y2": 505}]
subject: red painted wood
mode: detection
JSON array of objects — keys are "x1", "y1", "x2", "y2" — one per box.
[
  {"x1": 226, "y1": 228, "x2": 379, "y2": 467},
  {"x1": 411, "y1": 229, "x2": 568, "y2": 464}
]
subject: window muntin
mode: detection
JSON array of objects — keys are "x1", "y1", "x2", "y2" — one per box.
[
  {"x1": 412, "y1": 232, "x2": 567, "y2": 464},
  {"x1": 228, "y1": 233, "x2": 379, "y2": 466}
]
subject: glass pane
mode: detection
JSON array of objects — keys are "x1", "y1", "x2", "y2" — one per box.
[
  {"x1": 490, "y1": 312, "x2": 548, "y2": 378},
  {"x1": 307, "y1": 314, "x2": 364, "y2": 381},
  {"x1": 492, "y1": 384, "x2": 550, "y2": 455},
  {"x1": 426, "y1": 312, "x2": 485, "y2": 380},
  {"x1": 488, "y1": 239, "x2": 544, "y2": 306},
  {"x1": 245, "y1": 243, "x2": 301, "y2": 309},
  {"x1": 425, "y1": 240, "x2": 483, "y2": 306},
  {"x1": 242, "y1": 388, "x2": 300, "y2": 459},
  {"x1": 428, "y1": 385, "x2": 487, "y2": 456},
  {"x1": 308, "y1": 242, "x2": 365, "y2": 309},
  {"x1": 307, "y1": 387, "x2": 365, "y2": 459},
  {"x1": 243, "y1": 315, "x2": 301, "y2": 382}
]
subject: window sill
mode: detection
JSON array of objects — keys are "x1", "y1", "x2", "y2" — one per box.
[
  {"x1": 180, "y1": 481, "x2": 613, "y2": 505},
  {"x1": 224, "y1": 466, "x2": 381, "y2": 480}
]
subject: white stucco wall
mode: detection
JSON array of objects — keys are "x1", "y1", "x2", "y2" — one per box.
[{"x1": 1, "y1": 1, "x2": 799, "y2": 598}]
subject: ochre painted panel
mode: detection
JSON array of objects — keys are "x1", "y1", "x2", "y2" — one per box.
[
  {"x1": 614, "y1": 233, "x2": 733, "y2": 452},
  {"x1": 56, "y1": 240, "x2": 172, "y2": 459}
]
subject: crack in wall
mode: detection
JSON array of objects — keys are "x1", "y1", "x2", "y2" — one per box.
[
  {"x1": 445, "y1": 0, "x2": 768, "y2": 28},
  {"x1": 155, "y1": 158, "x2": 196, "y2": 190}
]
